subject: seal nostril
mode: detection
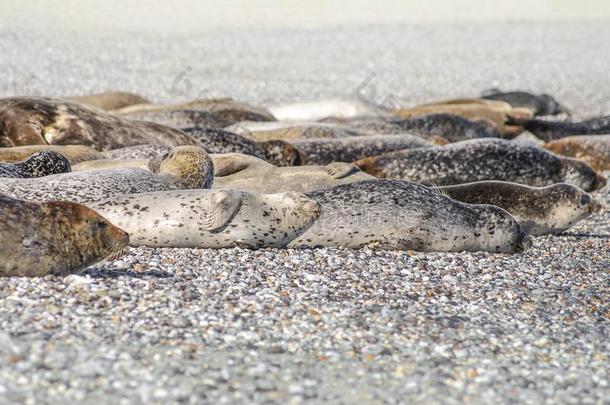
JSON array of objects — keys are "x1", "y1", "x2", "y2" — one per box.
[{"x1": 518, "y1": 235, "x2": 533, "y2": 252}]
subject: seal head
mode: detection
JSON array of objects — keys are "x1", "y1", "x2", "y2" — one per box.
[{"x1": 148, "y1": 146, "x2": 215, "y2": 189}]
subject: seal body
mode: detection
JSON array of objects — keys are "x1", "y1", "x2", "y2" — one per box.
[
  {"x1": 544, "y1": 135, "x2": 610, "y2": 171},
  {"x1": 67, "y1": 91, "x2": 150, "y2": 111},
  {"x1": 522, "y1": 116, "x2": 610, "y2": 141},
  {"x1": 0, "y1": 151, "x2": 71, "y2": 178},
  {"x1": 212, "y1": 153, "x2": 374, "y2": 193},
  {"x1": 0, "y1": 194, "x2": 129, "y2": 277},
  {"x1": 0, "y1": 145, "x2": 104, "y2": 164},
  {"x1": 267, "y1": 99, "x2": 383, "y2": 121},
  {"x1": 355, "y1": 139, "x2": 606, "y2": 192},
  {"x1": 0, "y1": 146, "x2": 214, "y2": 203},
  {"x1": 292, "y1": 134, "x2": 433, "y2": 165},
  {"x1": 103, "y1": 144, "x2": 172, "y2": 160},
  {"x1": 440, "y1": 181, "x2": 602, "y2": 235},
  {"x1": 225, "y1": 122, "x2": 364, "y2": 142},
  {"x1": 482, "y1": 90, "x2": 569, "y2": 116},
  {"x1": 117, "y1": 109, "x2": 230, "y2": 129},
  {"x1": 289, "y1": 180, "x2": 529, "y2": 253},
  {"x1": 0, "y1": 97, "x2": 199, "y2": 150},
  {"x1": 89, "y1": 189, "x2": 320, "y2": 248}
]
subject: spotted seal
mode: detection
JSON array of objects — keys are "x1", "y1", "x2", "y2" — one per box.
[
  {"x1": 0, "y1": 145, "x2": 105, "y2": 164},
  {"x1": 266, "y1": 99, "x2": 384, "y2": 121},
  {"x1": 292, "y1": 134, "x2": 433, "y2": 165},
  {"x1": 67, "y1": 91, "x2": 150, "y2": 111},
  {"x1": 183, "y1": 128, "x2": 301, "y2": 166},
  {"x1": 0, "y1": 151, "x2": 71, "y2": 178},
  {"x1": 288, "y1": 180, "x2": 529, "y2": 253},
  {"x1": 88, "y1": 189, "x2": 320, "y2": 248},
  {"x1": 521, "y1": 116, "x2": 610, "y2": 141},
  {"x1": 439, "y1": 181, "x2": 601, "y2": 235},
  {"x1": 0, "y1": 194, "x2": 129, "y2": 277},
  {"x1": 544, "y1": 135, "x2": 610, "y2": 171},
  {"x1": 356, "y1": 139, "x2": 606, "y2": 191},
  {"x1": 116, "y1": 109, "x2": 231, "y2": 129},
  {"x1": 0, "y1": 97, "x2": 199, "y2": 150},
  {"x1": 482, "y1": 89, "x2": 569, "y2": 116},
  {"x1": 225, "y1": 121, "x2": 365, "y2": 142},
  {"x1": 212, "y1": 153, "x2": 374, "y2": 193},
  {"x1": 103, "y1": 144, "x2": 173, "y2": 160},
  {"x1": 0, "y1": 146, "x2": 214, "y2": 204}
]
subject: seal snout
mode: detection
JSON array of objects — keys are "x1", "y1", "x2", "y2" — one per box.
[
  {"x1": 589, "y1": 198, "x2": 603, "y2": 214},
  {"x1": 517, "y1": 234, "x2": 533, "y2": 253},
  {"x1": 594, "y1": 173, "x2": 607, "y2": 190}
]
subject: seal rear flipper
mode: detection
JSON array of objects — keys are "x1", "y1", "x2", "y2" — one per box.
[
  {"x1": 212, "y1": 155, "x2": 253, "y2": 177},
  {"x1": 325, "y1": 162, "x2": 360, "y2": 179},
  {"x1": 200, "y1": 190, "x2": 242, "y2": 231}
]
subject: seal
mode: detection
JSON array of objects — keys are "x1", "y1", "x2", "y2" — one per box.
[
  {"x1": 292, "y1": 134, "x2": 434, "y2": 165},
  {"x1": 103, "y1": 144, "x2": 173, "y2": 160},
  {"x1": 225, "y1": 121, "x2": 365, "y2": 142},
  {"x1": 544, "y1": 135, "x2": 610, "y2": 171},
  {"x1": 266, "y1": 99, "x2": 384, "y2": 121},
  {"x1": 520, "y1": 116, "x2": 610, "y2": 141},
  {"x1": 0, "y1": 194, "x2": 129, "y2": 277},
  {"x1": 88, "y1": 189, "x2": 320, "y2": 248},
  {"x1": 67, "y1": 91, "x2": 150, "y2": 111},
  {"x1": 0, "y1": 144, "x2": 104, "y2": 165},
  {"x1": 0, "y1": 146, "x2": 214, "y2": 204},
  {"x1": 116, "y1": 109, "x2": 231, "y2": 129},
  {"x1": 0, "y1": 151, "x2": 71, "y2": 178},
  {"x1": 439, "y1": 181, "x2": 602, "y2": 235},
  {"x1": 113, "y1": 97, "x2": 275, "y2": 125},
  {"x1": 288, "y1": 179, "x2": 530, "y2": 253},
  {"x1": 0, "y1": 97, "x2": 200, "y2": 150},
  {"x1": 212, "y1": 153, "x2": 374, "y2": 193},
  {"x1": 482, "y1": 89, "x2": 569, "y2": 116},
  {"x1": 183, "y1": 128, "x2": 301, "y2": 166},
  {"x1": 355, "y1": 139, "x2": 607, "y2": 192}
]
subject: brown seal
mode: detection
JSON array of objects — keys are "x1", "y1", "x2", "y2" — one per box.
[
  {"x1": 0, "y1": 194, "x2": 129, "y2": 277},
  {"x1": 544, "y1": 135, "x2": 610, "y2": 171},
  {"x1": 0, "y1": 97, "x2": 200, "y2": 150},
  {"x1": 67, "y1": 91, "x2": 150, "y2": 111},
  {"x1": 0, "y1": 145, "x2": 105, "y2": 164}
]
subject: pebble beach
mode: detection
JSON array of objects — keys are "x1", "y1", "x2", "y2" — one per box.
[{"x1": 0, "y1": 20, "x2": 609, "y2": 404}]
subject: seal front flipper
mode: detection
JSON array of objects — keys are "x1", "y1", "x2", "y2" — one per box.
[
  {"x1": 325, "y1": 162, "x2": 360, "y2": 179},
  {"x1": 200, "y1": 190, "x2": 242, "y2": 231}
]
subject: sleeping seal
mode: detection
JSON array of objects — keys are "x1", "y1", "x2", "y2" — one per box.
[
  {"x1": 266, "y1": 99, "x2": 383, "y2": 121},
  {"x1": 0, "y1": 194, "x2": 129, "y2": 277},
  {"x1": 103, "y1": 144, "x2": 173, "y2": 160},
  {"x1": 116, "y1": 109, "x2": 230, "y2": 129},
  {"x1": 225, "y1": 122, "x2": 364, "y2": 142},
  {"x1": 0, "y1": 146, "x2": 214, "y2": 204},
  {"x1": 439, "y1": 181, "x2": 602, "y2": 235},
  {"x1": 0, "y1": 145, "x2": 104, "y2": 164},
  {"x1": 544, "y1": 135, "x2": 610, "y2": 171},
  {"x1": 212, "y1": 153, "x2": 374, "y2": 193},
  {"x1": 67, "y1": 91, "x2": 150, "y2": 111},
  {"x1": 355, "y1": 139, "x2": 606, "y2": 192},
  {"x1": 183, "y1": 128, "x2": 301, "y2": 166},
  {"x1": 0, "y1": 151, "x2": 71, "y2": 178},
  {"x1": 482, "y1": 89, "x2": 569, "y2": 116},
  {"x1": 520, "y1": 116, "x2": 610, "y2": 141},
  {"x1": 288, "y1": 180, "x2": 529, "y2": 253},
  {"x1": 292, "y1": 134, "x2": 433, "y2": 165},
  {"x1": 88, "y1": 190, "x2": 320, "y2": 248},
  {"x1": 0, "y1": 97, "x2": 199, "y2": 150}
]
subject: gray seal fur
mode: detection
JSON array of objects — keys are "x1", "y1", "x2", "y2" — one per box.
[{"x1": 0, "y1": 151, "x2": 71, "y2": 178}]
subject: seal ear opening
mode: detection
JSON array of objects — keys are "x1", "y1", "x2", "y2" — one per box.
[{"x1": 200, "y1": 190, "x2": 242, "y2": 231}]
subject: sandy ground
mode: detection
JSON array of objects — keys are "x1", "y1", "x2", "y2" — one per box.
[{"x1": 0, "y1": 21, "x2": 609, "y2": 404}]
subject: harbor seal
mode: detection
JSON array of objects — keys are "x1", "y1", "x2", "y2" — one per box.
[
  {"x1": 521, "y1": 116, "x2": 610, "y2": 141},
  {"x1": 67, "y1": 91, "x2": 150, "y2": 111},
  {"x1": 355, "y1": 139, "x2": 607, "y2": 192},
  {"x1": 0, "y1": 146, "x2": 214, "y2": 204},
  {"x1": 292, "y1": 134, "x2": 434, "y2": 165},
  {"x1": 482, "y1": 89, "x2": 569, "y2": 116},
  {"x1": 288, "y1": 180, "x2": 529, "y2": 253},
  {"x1": 88, "y1": 189, "x2": 320, "y2": 248},
  {"x1": 439, "y1": 181, "x2": 602, "y2": 235},
  {"x1": 0, "y1": 145, "x2": 105, "y2": 164},
  {"x1": 116, "y1": 109, "x2": 230, "y2": 129},
  {"x1": 0, "y1": 194, "x2": 129, "y2": 277},
  {"x1": 225, "y1": 121, "x2": 365, "y2": 142},
  {"x1": 0, "y1": 151, "x2": 71, "y2": 178},
  {"x1": 212, "y1": 153, "x2": 374, "y2": 193},
  {"x1": 266, "y1": 99, "x2": 384, "y2": 121},
  {"x1": 0, "y1": 97, "x2": 200, "y2": 150},
  {"x1": 183, "y1": 128, "x2": 301, "y2": 166},
  {"x1": 103, "y1": 144, "x2": 172, "y2": 160},
  {"x1": 544, "y1": 135, "x2": 610, "y2": 171}
]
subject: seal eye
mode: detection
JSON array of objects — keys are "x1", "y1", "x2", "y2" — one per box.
[
  {"x1": 579, "y1": 195, "x2": 591, "y2": 206},
  {"x1": 94, "y1": 220, "x2": 108, "y2": 229}
]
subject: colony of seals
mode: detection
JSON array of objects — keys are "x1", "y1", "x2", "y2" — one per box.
[
  {"x1": 89, "y1": 189, "x2": 320, "y2": 248},
  {"x1": 212, "y1": 153, "x2": 373, "y2": 193},
  {"x1": 0, "y1": 151, "x2": 71, "y2": 178},
  {"x1": 0, "y1": 194, "x2": 129, "y2": 277},
  {"x1": 288, "y1": 180, "x2": 530, "y2": 253},
  {"x1": 355, "y1": 139, "x2": 606, "y2": 192},
  {"x1": 544, "y1": 135, "x2": 610, "y2": 171},
  {"x1": 0, "y1": 97, "x2": 199, "y2": 150},
  {"x1": 0, "y1": 145, "x2": 105, "y2": 164},
  {"x1": 439, "y1": 181, "x2": 601, "y2": 235},
  {"x1": 0, "y1": 146, "x2": 214, "y2": 204},
  {"x1": 292, "y1": 134, "x2": 434, "y2": 165}
]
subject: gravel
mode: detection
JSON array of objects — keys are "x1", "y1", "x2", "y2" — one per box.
[{"x1": 0, "y1": 21, "x2": 609, "y2": 404}]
